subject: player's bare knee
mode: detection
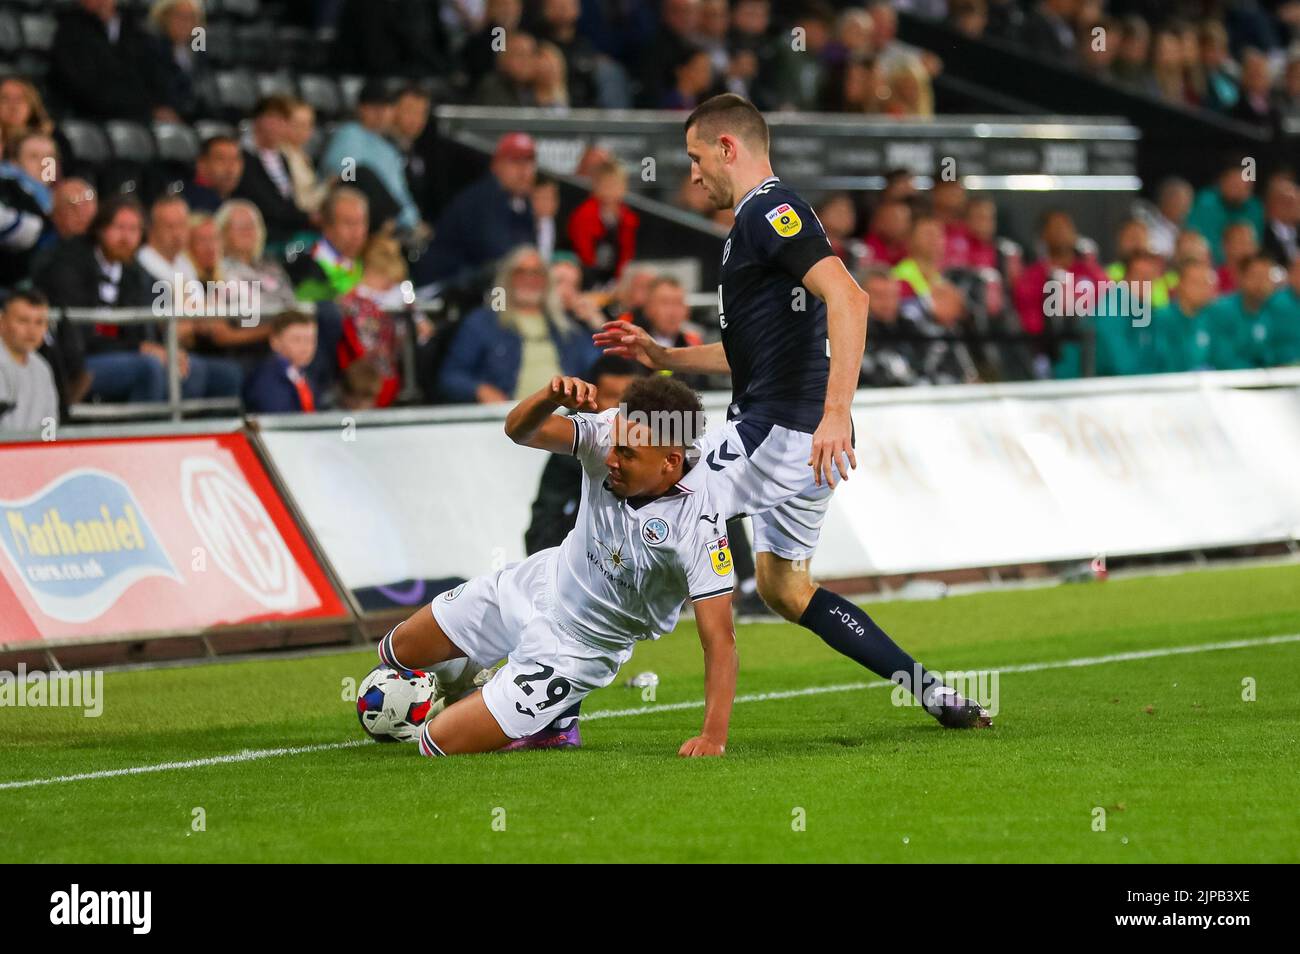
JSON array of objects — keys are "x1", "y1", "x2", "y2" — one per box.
[{"x1": 756, "y1": 574, "x2": 814, "y2": 621}]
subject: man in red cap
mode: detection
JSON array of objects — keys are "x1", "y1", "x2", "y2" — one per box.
[{"x1": 420, "y1": 132, "x2": 539, "y2": 285}]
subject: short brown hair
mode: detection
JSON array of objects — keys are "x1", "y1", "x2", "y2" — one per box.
[
  {"x1": 684, "y1": 93, "x2": 769, "y2": 154},
  {"x1": 253, "y1": 94, "x2": 295, "y2": 119},
  {"x1": 271, "y1": 311, "x2": 314, "y2": 336}
]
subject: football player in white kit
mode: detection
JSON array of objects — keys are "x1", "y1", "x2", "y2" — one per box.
[
  {"x1": 377, "y1": 374, "x2": 740, "y2": 757},
  {"x1": 596, "y1": 93, "x2": 990, "y2": 729}
]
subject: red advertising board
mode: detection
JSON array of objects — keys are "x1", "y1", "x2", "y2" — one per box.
[{"x1": 0, "y1": 431, "x2": 348, "y2": 643}]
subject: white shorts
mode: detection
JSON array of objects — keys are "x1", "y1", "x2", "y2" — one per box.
[
  {"x1": 692, "y1": 418, "x2": 837, "y2": 561},
  {"x1": 429, "y1": 549, "x2": 632, "y2": 739}
]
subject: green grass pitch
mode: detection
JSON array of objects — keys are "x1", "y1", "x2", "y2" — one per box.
[{"x1": 2, "y1": 562, "x2": 1299, "y2": 863}]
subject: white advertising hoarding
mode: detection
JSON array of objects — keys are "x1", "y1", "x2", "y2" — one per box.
[{"x1": 256, "y1": 370, "x2": 1300, "y2": 590}]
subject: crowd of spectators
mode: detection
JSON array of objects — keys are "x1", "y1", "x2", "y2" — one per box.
[
  {"x1": 835, "y1": 154, "x2": 1299, "y2": 385},
  {"x1": 1, "y1": 0, "x2": 1299, "y2": 434},
  {"x1": 940, "y1": 0, "x2": 1300, "y2": 130}
]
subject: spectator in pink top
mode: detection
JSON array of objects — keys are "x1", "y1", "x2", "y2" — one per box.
[
  {"x1": 1013, "y1": 209, "x2": 1106, "y2": 336},
  {"x1": 930, "y1": 179, "x2": 972, "y2": 269},
  {"x1": 863, "y1": 199, "x2": 911, "y2": 268}
]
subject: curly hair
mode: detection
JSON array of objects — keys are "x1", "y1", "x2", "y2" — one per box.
[{"x1": 620, "y1": 374, "x2": 706, "y2": 450}]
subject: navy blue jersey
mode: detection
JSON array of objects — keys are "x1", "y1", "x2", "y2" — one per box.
[{"x1": 717, "y1": 176, "x2": 835, "y2": 433}]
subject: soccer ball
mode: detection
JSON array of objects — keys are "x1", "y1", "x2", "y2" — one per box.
[{"x1": 356, "y1": 664, "x2": 438, "y2": 742}]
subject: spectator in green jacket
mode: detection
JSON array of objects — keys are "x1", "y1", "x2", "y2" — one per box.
[
  {"x1": 1261, "y1": 257, "x2": 1300, "y2": 366},
  {"x1": 289, "y1": 187, "x2": 367, "y2": 302},
  {"x1": 1056, "y1": 250, "x2": 1165, "y2": 378},
  {"x1": 1186, "y1": 162, "x2": 1265, "y2": 264},
  {"x1": 1204, "y1": 255, "x2": 1280, "y2": 368},
  {"x1": 1152, "y1": 259, "x2": 1219, "y2": 372},
  {"x1": 1105, "y1": 218, "x2": 1172, "y2": 308}
]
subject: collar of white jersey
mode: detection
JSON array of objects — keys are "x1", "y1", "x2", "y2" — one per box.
[
  {"x1": 615, "y1": 456, "x2": 700, "y2": 510},
  {"x1": 733, "y1": 175, "x2": 781, "y2": 216}
]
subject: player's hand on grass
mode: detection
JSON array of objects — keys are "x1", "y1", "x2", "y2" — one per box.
[
  {"x1": 548, "y1": 375, "x2": 598, "y2": 411},
  {"x1": 809, "y1": 407, "x2": 857, "y2": 488},
  {"x1": 592, "y1": 320, "x2": 667, "y2": 371},
  {"x1": 678, "y1": 735, "x2": 726, "y2": 757}
]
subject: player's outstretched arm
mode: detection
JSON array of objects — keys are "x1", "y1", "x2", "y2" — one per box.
[
  {"x1": 504, "y1": 376, "x2": 597, "y2": 453},
  {"x1": 593, "y1": 320, "x2": 731, "y2": 376},
  {"x1": 679, "y1": 593, "x2": 738, "y2": 757},
  {"x1": 802, "y1": 256, "x2": 869, "y2": 488}
]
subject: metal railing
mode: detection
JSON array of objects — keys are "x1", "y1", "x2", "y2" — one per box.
[{"x1": 54, "y1": 300, "x2": 443, "y2": 423}]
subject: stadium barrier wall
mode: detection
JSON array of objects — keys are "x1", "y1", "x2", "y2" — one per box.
[
  {"x1": 254, "y1": 367, "x2": 1300, "y2": 611},
  {"x1": 5, "y1": 368, "x2": 1297, "y2": 652},
  {"x1": 0, "y1": 422, "x2": 352, "y2": 650}
]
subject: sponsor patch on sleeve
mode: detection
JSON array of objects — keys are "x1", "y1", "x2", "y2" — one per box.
[
  {"x1": 706, "y1": 535, "x2": 734, "y2": 576},
  {"x1": 765, "y1": 203, "x2": 802, "y2": 237}
]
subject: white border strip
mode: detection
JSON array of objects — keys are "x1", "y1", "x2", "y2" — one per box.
[{"x1": 2, "y1": 633, "x2": 1295, "y2": 792}]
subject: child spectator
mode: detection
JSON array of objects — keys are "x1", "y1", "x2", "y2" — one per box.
[
  {"x1": 337, "y1": 236, "x2": 408, "y2": 408},
  {"x1": 566, "y1": 159, "x2": 639, "y2": 287},
  {"x1": 0, "y1": 290, "x2": 59, "y2": 431},
  {"x1": 338, "y1": 356, "x2": 385, "y2": 411},
  {"x1": 242, "y1": 312, "x2": 319, "y2": 413}
]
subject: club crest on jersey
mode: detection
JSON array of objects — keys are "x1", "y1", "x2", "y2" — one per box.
[
  {"x1": 706, "y1": 536, "x2": 733, "y2": 576},
  {"x1": 642, "y1": 517, "x2": 670, "y2": 546},
  {"x1": 765, "y1": 203, "x2": 802, "y2": 237},
  {"x1": 442, "y1": 582, "x2": 467, "y2": 601}
]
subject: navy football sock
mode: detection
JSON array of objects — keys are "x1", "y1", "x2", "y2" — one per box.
[{"x1": 798, "y1": 587, "x2": 948, "y2": 716}]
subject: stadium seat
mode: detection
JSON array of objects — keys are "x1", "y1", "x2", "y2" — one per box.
[
  {"x1": 0, "y1": 11, "x2": 21, "y2": 56},
  {"x1": 255, "y1": 71, "x2": 296, "y2": 100},
  {"x1": 193, "y1": 118, "x2": 236, "y2": 143},
  {"x1": 152, "y1": 122, "x2": 200, "y2": 163},
  {"x1": 222, "y1": 0, "x2": 261, "y2": 21},
  {"x1": 338, "y1": 75, "x2": 365, "y2": 115},
  {"x1": 58, "y1": 119, "x2": 111, "y2": 165},
  {"x1": 97, "y1": 122, "x2": 157, "y2": 200},
  {"x1": 297, "y1": 74, "x2": 342, "y2": 119},
  {"x1": 18, "y1": 12, "x2": 54, "y2": 51},
  {"x1": 214, "y1": 69, "x2": 258, "y2": 119},
  {"x1": 202, "y1": 21, "x2": 235, "y2": 67},
  {"x1": 275, "y1": 26, "x2": 325, "y2": 71},
  {"x1": 14, "y1": 49, "x2": 46, "y2": 81},
  {"x1": 104, "y1": 121, "x2": 157, "y2": 163},
  {"x1": 233, "y1": 23, "x2": 273, "y2": 66}
]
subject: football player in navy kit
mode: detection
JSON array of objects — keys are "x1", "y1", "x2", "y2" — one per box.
[{"x1": 596, "y1": 93, "x2": 990, "y2": 729}]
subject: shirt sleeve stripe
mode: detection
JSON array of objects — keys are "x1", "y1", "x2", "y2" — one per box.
[{"x1": 690, "y1": 586, "x2": 734, "y2": 602}]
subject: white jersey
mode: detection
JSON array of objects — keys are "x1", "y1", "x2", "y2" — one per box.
[{"x1": 551, "y1": 408, "x2": 735, "y2": 650}]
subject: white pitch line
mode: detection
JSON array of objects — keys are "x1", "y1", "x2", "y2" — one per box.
[
  {"x1": 582, "y1": 631, "x2": 1300, "y2": 720},
  {"x1": 0, "y1": 740, "x2": 372, "y2": 791},
  {"x1": 2, "y1": 633, "x2": 1296, "y2": 792}
]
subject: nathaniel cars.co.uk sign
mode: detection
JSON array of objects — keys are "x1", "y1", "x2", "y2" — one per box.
[{"x1": 0, "y1": 433, "x2": 346, "y2": 643}]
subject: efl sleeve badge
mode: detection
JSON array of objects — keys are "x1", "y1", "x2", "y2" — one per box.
[
  {"x1": 706, "y1": 536, "x2": 734, "y2": 576},
  {"x1": 765, "y1": 203, "x2": 803, "y2": 237}
]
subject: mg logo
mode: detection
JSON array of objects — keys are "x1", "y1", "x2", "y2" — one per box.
[{"x1": 180, "y1": 457, "x2": 298, "y2": 610}]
